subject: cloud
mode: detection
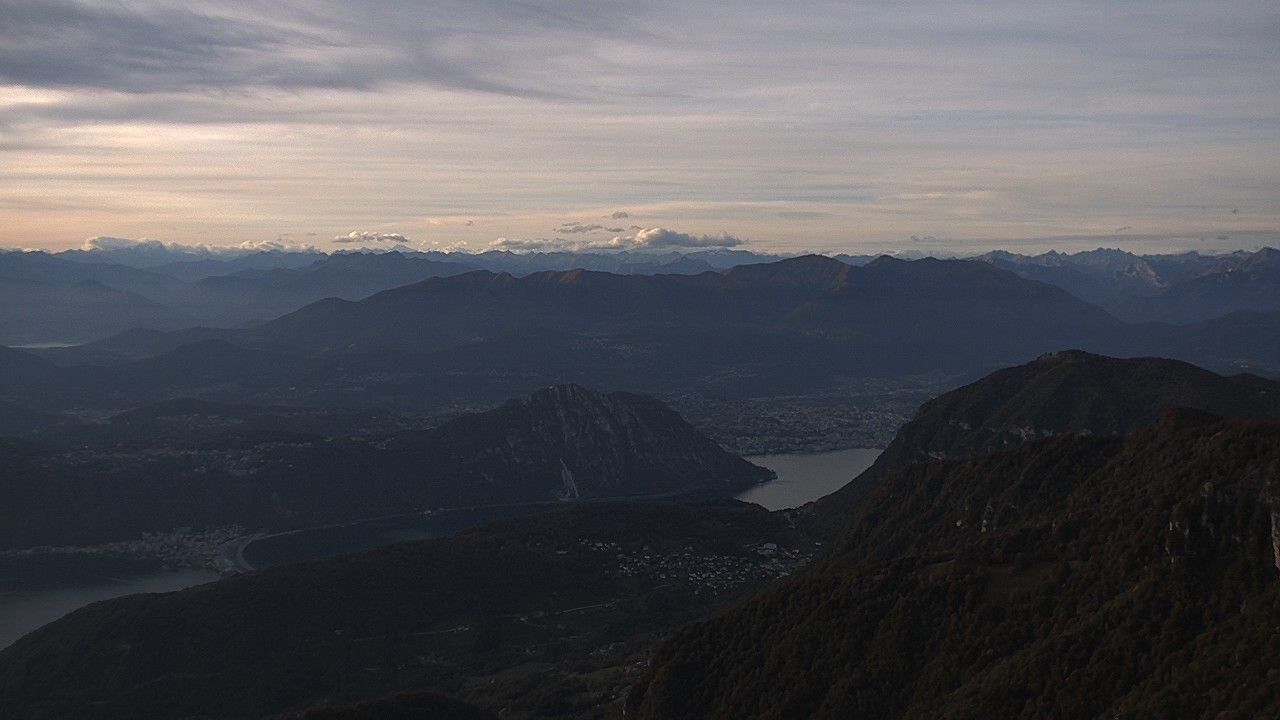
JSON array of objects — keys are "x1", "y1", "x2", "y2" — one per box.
[
  {"x1": 239, "y1": 238, "x2": 316, "y2": 252},
  {"x1": 491, "y1": 227, "x2": 744, "y2": 252},
  {"x1": 489, "y1": 236, "x2": 633, "y2": 252},
  {"x1": 556, "y1": 223, "x2": 625, "y2": 235},
  {"x1": 0, "y1": 0, "x2": 634, "y2": 99},
  {"x1": 6, "y1": 2, "x2": 1279, "y2": 253},
  {"x1": 82, "y1": 236, "x2": 163, "y2": 251},
  {"x1": 626, "y1": 227, "x2": 743, "y2": 248},
  {"x1": 488, "y1": 237, "x2": 570, "y2": 251},
  {"x1": 333, "y1": 231, "x2": 409, "y2": 245},
  {"x1": 80, "y1": 235, "x2": 314, "y2": 256}
]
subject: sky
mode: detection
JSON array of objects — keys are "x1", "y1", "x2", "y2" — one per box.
[{"x1": 1, "y1": 0, "x2": 1277, "y2": 254}]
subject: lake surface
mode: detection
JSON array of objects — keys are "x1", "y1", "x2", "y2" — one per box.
[
  {"x1": 0, "y1": 563, "x2": 219, "y2": 650},
  {"x1": 735, "y1": 447, "x2": 881, "y2": 510}
]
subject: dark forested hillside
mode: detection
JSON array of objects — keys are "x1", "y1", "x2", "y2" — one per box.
[
  {"x1": 0, "y1": 501, "x2": 817, "y2": 720},
  {"x1": 0, "y1": 385, "x2": 769, "y2": 549},
  {"x1": 803, "y1": 350, "x2": 1280, "y2": 538},
  {"x1": 282, "y1": 692, "x2": 496, "y2": 720},
  {"x1": 630, "y1": 412, "x2": 1280, "y2": 720}
]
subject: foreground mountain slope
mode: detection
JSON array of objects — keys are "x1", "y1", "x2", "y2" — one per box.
[
  {"x1": 284, "y1": 692, "x2": 495, "y2": 720},
  {"x1": 0, "y1": 385, "x2": 769, "y2": 549},
  {"x1": 630, "y1": 412, "x2": 1280, "y2": 720},
  {"x1": 804, "y1": 350, "x2": 1280, "y2": 538},
  {"x1": 0, "y1": 501, "x2": 816, "y2": 720}
]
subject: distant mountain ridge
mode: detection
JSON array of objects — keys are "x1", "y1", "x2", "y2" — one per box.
[
  {"x1": 1112, "y1": 247, "x2": 1280, "y2": 323},
  {"x1": 2, "y1": 254, "x2": 1277, "y2": 420},
  {"x1": 976, "y1": 246, "x2": 1280, "y2": 323},
  {"x1": 259, "y1": 255, "x2": 1116, "y2": 360},
  {"x1": 0, "y1": 248, "x2": 787, "y2": 345},
  {"x1": 7, "y1": 245, "x2": 1275, "y2": 345}
]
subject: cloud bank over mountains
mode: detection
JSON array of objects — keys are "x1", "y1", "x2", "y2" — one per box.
[
  {"x1": 63, "y1": 226, "x2": 743, "y2": 257},
  {"x1": 1, "y1": 1, "x2": 1276, "y2": 252},
  {"x1": 74, "y1": 235, "x2": 315, "y2": 259}
]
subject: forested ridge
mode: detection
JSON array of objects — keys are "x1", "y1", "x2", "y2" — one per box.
[{"x1": 631, "y1": 411, "x2": 1280, "y2": 719}]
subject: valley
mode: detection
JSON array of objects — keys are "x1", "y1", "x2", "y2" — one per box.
[{"x1": 1, "y1": 250, "x2": 1278, "y2": 719}]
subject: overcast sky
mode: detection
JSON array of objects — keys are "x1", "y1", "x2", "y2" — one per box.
[{"x1": 1, "y1": 0, "x2": 1277, "y2": 253}]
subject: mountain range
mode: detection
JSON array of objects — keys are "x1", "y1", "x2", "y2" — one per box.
[
  {"x1": 0, "y1": 248, "x2": 783, "y2": 345},
  {"x1": 2, "y1": 352, "x2": 1276, "y2": 719},
  {"x1": 3, "y1": 254, "x2": 1277, "y2": 430},
  {"x1": 5, "y1": 245, "x2": 1278, "y2": 349},
  {"x1": 977, "y1": 246, "x2": 1280, "y2": 323}
]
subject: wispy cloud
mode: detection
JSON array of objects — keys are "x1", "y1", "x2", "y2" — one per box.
[
  {"x1": 2, "y1": 1, "x2": 1277, "y2": 252},
  {"x1": 556, "y1": 223, "x2": 625, "y2": 235},
  {"x1": 0, "y1": 0, "x2": 638, "y2": 99}
]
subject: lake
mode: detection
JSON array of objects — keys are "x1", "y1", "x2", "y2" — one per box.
[
  {"x1": 246, "y1": 446, "x2": 882, "y2": 568},
  {"x1": 0, "y1": 447, "x2": 879, "y2": 648},
  {"x1": 0, "y1": 559, "x2": 219, "y2": 650},
  {"x1": 735, "y1": 447, "x2": 881, "y2": 510}
]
